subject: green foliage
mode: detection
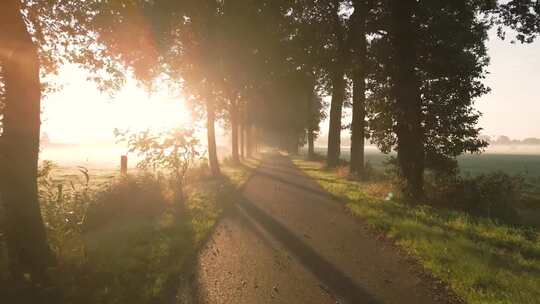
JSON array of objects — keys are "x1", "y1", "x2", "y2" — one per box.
[
  {"x1": 430, "y1": 172, "x2": 524, "y2": 222},
  {"x1": 294, "y1": 158, "x2": 540, "y2": 304},
  {"x1": 114, "y1": 128, "x2": 201, "y2": 202},
  {"x1": 495, "y1": 0, "x2": 540, "y2": 43},
  {"x1": 368, "y1": 0, "x2": 490, "y2": 165},
  {"x1": 21, "y1": 0, "x2": 127, "y2": 92},
  {"x1": 38, "y1": 161, "x2": 93, "y2": 259}
]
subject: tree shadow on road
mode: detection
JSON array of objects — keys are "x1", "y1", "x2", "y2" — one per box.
[{"x1": 235, "y1": 196, "x2": 380, "y2": 304}]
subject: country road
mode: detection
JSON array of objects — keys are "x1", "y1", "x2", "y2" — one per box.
[{"x1": 183, "y1": 153, "x2": 456, "y2": 304}]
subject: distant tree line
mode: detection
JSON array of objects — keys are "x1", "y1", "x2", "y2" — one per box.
[
  {"x1": 0, "y1": 0, "x2": 539, "y2": 293},
  {"x1": 481, "y1": 135, "x2": 540, "y2": 145}
]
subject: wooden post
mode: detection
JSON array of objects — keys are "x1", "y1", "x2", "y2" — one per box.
[{"x1": 120, "y1": 155, "x2": 128, "y2": 176}]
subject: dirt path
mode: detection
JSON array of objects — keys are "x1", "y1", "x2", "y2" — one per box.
[{"x1": 185, "y1": 154, "x2": 454, "y2": 304}]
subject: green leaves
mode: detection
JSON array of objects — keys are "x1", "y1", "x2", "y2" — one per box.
[{"x1": 115, "y1": 127, "x2": 202, "y2": 199}]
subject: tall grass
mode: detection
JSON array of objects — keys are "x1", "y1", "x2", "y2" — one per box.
[{"x1": 0, "y1": 159, "x2": 259, "y2": 303}]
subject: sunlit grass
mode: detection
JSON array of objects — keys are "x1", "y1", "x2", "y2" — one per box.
[
  {"x1": 75, "y1": 160, "x2": 258, "y2": 303},
  {"x1": 0, "y1": 159, "x2": 259, "y2": 303},
  {"x1": 293, "y1": 158, "x2": 540, "y2": 304}
]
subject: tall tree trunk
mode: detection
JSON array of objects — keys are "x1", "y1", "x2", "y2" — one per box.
[
  {"x1": 206, "y1": 99, "x2": 220, "y2": 176},
  {"x1": 390, "y1": 0, "x2": 425, "y2": 200},
  {"x1": 240, "y1": 123, "x2": 245, "y2": 159},
  {"x1": 350, "y1": 0, "x2": 370, "y2": 177},
  {"x1": 0, "y1": 0, "x2": 52, "y2": 283},
  {"x1": 326, "y1": 71, "x2": 345, "y2": 167},
  {"x1": 246, "y1": 124, "x2": 253, "y2": 158},
  {"x1": 327, "y1": 1, "x2": 347, "y2": 168},
  {"x1": 306, "y1": 81, "x2": 316, "y2": 160},
  {"x1": 307, "y1": 129, "x2": 315, "y2": 159},
  {"x1": 230, "y1": 101, "x2": 240, "y2": 164}
]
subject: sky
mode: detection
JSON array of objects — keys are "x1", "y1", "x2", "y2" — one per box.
[
  {"x1": 476, "y1": 32, "x2": 540, "y2": 139},
  {"x1": 41, "y1": 31, "x2": 540, "y2": 144},
  {"x1": 42, "y1": 65, "x2": 193, "y2": 144}
]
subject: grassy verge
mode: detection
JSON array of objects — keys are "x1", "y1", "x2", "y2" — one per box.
[
  {"x1": 292, "y1": 158, "x2": 540, "y2": 304},
  {"x1": 0, "y1": 159, "x2": 259, "y2": 303}
]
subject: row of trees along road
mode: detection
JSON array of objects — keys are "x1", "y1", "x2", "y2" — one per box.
[{"x1": 0, "y1": 0, "x2": 539, "y2": 293}]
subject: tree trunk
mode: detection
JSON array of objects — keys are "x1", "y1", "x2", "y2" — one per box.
[
  {"x1": 246, "y1": 124, "x2": 253, "y2": 158},
  {"x1": 326, "y1": 71, "x2": 345, "y2": 167},
  {"x1": 240, "y1": 123, "x2": 245, "y2": 159},
  {"x1": 206, "y1": 99, "x2": 220, "y2": 176},
  {"x1": 327, "y1": 2, "x2": 347, "y2": 168},
  {"x1": 306, "y1": 80, "x2": 316, "y2": 160},
  {"x1": 230, "y1": 101, "x2": 240, "y2": 164},
  {"x1": 350, "y1": 74, "x2": 366, "y2": 176},
  {"x1": 307, "y1": 129, "x2": 315, "y2": 159},
  {"x1": 289, "y1": 136, "x2": 299, "y2": 155},
  {"x1": 350, "y1": 0, "x2": 370, "y2": 177},
  {"x1": 390, "y1": 0, "x2": 425, "y2": 200},
  {"x1": 0, "y1": 0, "x2": 53, "y2": 283}
]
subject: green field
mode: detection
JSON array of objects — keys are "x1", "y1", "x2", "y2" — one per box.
[
  {"x1": 308, "y1": 147, "x2": 540, "y2": 226},
  {"x1": 310, "y1": 147, "x2": 540, "y2": 178}
]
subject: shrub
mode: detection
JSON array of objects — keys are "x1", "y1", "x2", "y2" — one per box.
[
  {"x1": 114, "y1": 128, "x2": 201, "y2": 205},
  {"x1": 432, "y1": 171, "x2": 523, "y2": 222},
  {"x1": 84, "y1": 174, "x2": 168, "y2": 231},
  {"x1": 38, "y1": 161, "x2": 93, "y2": 260},
  {"x1": 362, "y1": 161, "x2": 387, "y2": 181}
]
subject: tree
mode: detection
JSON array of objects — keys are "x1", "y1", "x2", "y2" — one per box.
[
  {"x1": 0, "y1": 0, "x2": 126, "y2": 286},
  {"x1": 367, "y1": 1, "x2": 493, "y2": 197},
  {"x1": 306, "y1": 83, "x2": 326, "y2": 159},
  {"x1": 389, "y1": 0, "x2": 425, "y2": 199},
  {"x1": 282, "y1": 1, "x2": 329, "y2": 159},
  {"x1": 0, "y1": 0, "x2": 51, "y2": 283},
  {"x1": 495, "y1": 0, "x2": 540, "y2": 43},
  {"x1": 326, "y1": 0, "x2": 349, "y2": 167},
  {"x1": 349, "y1": 0, "x2": 373, "y2": 176}
]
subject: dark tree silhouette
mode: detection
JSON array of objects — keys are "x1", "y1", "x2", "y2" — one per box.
[
  {"x1": 349, "y1": 0, "x2": 373, "y2": 177},
  {"x1": 0, "y1": 0, "x2": 126, "y2": 285},
  {"x1": 326, "y1": 1, "x2": 349, "y2": 167},
  {"x1": 0, "y1": 0, "x2": 52, "y2": 282},
  {"x1": 389, "y1": 0, "x2": 425, "y2": 199}
]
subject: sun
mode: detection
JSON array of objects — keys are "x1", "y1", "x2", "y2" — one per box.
[{"x1": 42, "y1": 65, "x2": 193, "y2": 144}]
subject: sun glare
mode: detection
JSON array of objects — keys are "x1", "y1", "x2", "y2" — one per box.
[{"x1": 42, "y1": 65, "x2": 192, "y2": 144}]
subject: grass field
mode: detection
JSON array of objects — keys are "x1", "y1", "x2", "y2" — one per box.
[
  {"x1": 309, "y1": 147, "x2": 540, "y2": 178},
  {"x1": 308, "y1": 147, "x2": 540, "y2": 202},
  {"x1": 293, "y1": 158, "x2": 540, "y2": 304}
]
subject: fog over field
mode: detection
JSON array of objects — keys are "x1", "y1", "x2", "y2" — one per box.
[
  {"x1": 40, "y1": 144, "x2": 126, "y2": 169},
  {"x1": 41, "y1": 141, "x2": 540, "y2": 178},
  {"x1": 39, "y1": 142, "x2": 232, "y2": 169},
  {"x1": 304, "y1": 144, "x2": 540, "y2": 179},
  {"x1": 483, "y1": 145, "x2": 540, "y2": 155}
]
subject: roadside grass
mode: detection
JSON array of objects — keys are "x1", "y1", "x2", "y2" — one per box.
[
  {"x1": 0, "y1": 159, "x2": 259, "y2": 303},
  {"x1": 292, "y1": 158, "x2": 540, "y2": 304}
]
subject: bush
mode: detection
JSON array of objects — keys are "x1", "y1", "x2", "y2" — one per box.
[
  {"x1": 36, "y1": 165, "x2": 187, "y2": 304},
  {"x1": 362, "y1": 161, "x2": 387, "y2": 181},
  {"x1": 38, "y1": 161, "x2": 93, "y2": 260},
  {"x1": 84, "y1": 174, "x2": 168, "y2": 231},
  {"x1": 432, "y1": 171, "x2": 523, "y2": 222},
  {"x1": 114, "y1": 128, "x2": 201, "y2": 204}
]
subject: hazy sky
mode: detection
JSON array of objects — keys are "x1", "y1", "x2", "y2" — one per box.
[
  {"x1": 41, "y1": 31, "x2": 540, "y2": 144},
  {"x1": 476, "y1": 31, "x2": 540, "y2": 139},
  {"x1": 42, "y1": 66, "x2": 193, "y2": 143}
]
